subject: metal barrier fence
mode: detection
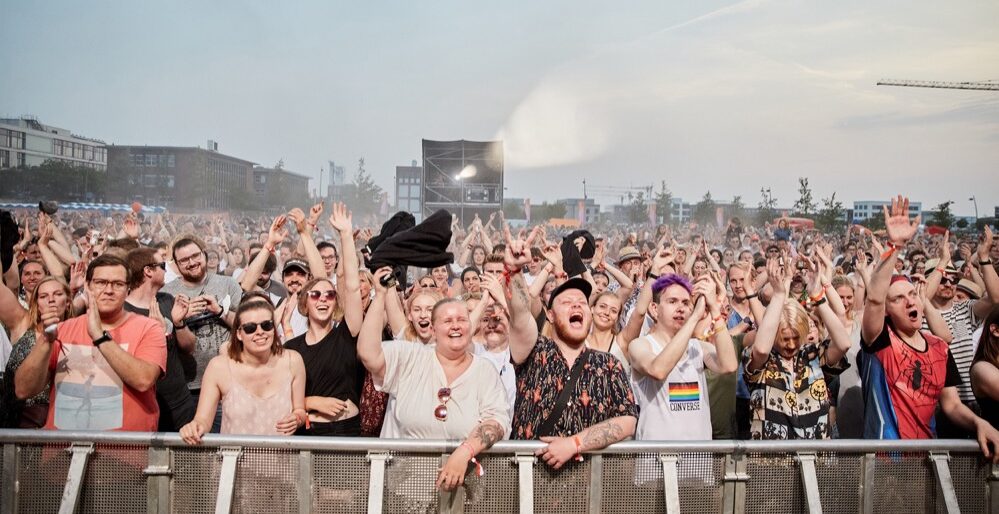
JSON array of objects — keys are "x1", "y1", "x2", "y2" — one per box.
[{"x1": 0, "y1": 430, "x2": 996, "y2": 514}]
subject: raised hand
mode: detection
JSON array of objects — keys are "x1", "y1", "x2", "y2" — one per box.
[
  {"x1": 68, "y1": 261, "x2": 86, "y2": 292},
  {"x1": 288, "y1": 208, "x2": 308, "y2": 234},
  {"x1": 503, "y1": 223, "x2": 538, "y2": 269},
  {"x1": 328, "y1": 203, "x2": 353, "y2": 234},
  {"x1": 978, "y1": 225, "x2": 994, "y2": 262},
  {"x1": 307, "y1": 201, "x2": 324, "y2": 227},
  {"x1": 883, "y1": 195, "x2": 920, "y2": 246},
  {"x1": 767, "y1": 258, "x2": 788, "y2": 295},
  {"x1": 268, "y1": 215, "x2": 289, "y2": 248},
  {"x1": 372, "y1": 267, "x2": 393, "y2": 294},
  {"x1": 123, "y1": 214, "x2": 140, "y2": 239}
]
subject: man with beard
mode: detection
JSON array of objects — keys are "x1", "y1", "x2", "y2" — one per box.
[
  {"x1": 861, "y1": 197, "x2": 999, "y2": 461},
  {"x1": 161, "y1": 235, "x2": 242, "y2": 426},
  {"x1": 124, "y1": 247, "x2": 196, "y2": 431},
  {"x1": 239, "y1": 242, "x2": 288, "y2": 304},
  {"x1": 922, "y1": 227, "x2": 998, "y2": 436},
  {"x1": 15, "y1": 255, "x2": 166, "y2": 431},
  {"x1": 505, "y1": 224, "x2": 637, "y2": 469},
  {"x1": 629, "y1": 274, "x2": 739, "y2": 440}
]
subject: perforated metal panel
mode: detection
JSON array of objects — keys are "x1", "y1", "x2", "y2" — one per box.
[
  {"x1": 382, "y1": 452, "x2": 442, "y2": 513},
  {"x1": 533, "y1": 458, "x2": 590, "y2": 513},
  {"x1": 311, "y1": 451, "x2": 370, "y2": 513},
  {"x1": 948, "y1": 453, "x2": 987, "y2": 514},
  {"x1": 78, "y1": 444, "x2": 148, "y2": 514},
  {"x1": 464, "y1": 454, "x2": 518, "y2": 513},
  {"x1": 815, "y1": 452, "x2": 861, "y2": 514},
  {"x1": 745, "y1": 454, "x2": 805, "y2": 514},
  {"x1": 231, "y1": 448, "x2": 300, "y2": 513},
  {"x1": 17, "y1": 443, "x2": 71, "y2": 514},
  {"x1": 871, "y1": 452, "x2": 938, "y2": 513},
  {"x1": 601, "y1": 453, "x2": 666, "y2": 513},
  {"x1": 172, "y1": 447, "x2": 222, "y2": 514}
]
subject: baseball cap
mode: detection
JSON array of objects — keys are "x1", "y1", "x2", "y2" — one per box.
[
  {"x1": 282, "y1": 258, "x2": 309, "y2": 275},
  {"x1": 547, "y1": 277, "x2": 592, "y2": 309}
]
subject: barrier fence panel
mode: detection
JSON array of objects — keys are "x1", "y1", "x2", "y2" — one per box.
[{"x1": 0, "y1": 431, "x2": 990, "y2": 514}]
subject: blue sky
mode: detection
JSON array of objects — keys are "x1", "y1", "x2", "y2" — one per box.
[{"x1": 3, "y1": 1, "x2": 997, "y2": 215}]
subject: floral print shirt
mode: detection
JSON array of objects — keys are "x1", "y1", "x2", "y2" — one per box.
[{"x1": 512, "y1": 337, "x2": 638, "y2": 439}]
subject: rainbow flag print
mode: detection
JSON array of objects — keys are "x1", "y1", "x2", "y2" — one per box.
[{"x1": 668, "y1": 382, "x2": 700, "y2": 402}]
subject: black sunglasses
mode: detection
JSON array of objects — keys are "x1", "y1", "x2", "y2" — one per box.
[
  {"x1": 146, "y1": 262, "x2": 167, "y2": 271},
  {"x1": 240, "y1": 320, "x2": 275, "y2": 334}
]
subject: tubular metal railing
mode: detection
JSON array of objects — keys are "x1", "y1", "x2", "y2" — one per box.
[{"x1": 0, "y1": 430, "x2": 996, "y2": 514}]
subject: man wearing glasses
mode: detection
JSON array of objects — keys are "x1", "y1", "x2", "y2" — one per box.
[
  {"x1": 161, "y1": 236, "x2": 243, "y2": 430},
  {"x1": 14, "y1": 254, "x2": 166, "y2": 431},
  {"x1": 923, "y1": 227, "x2": 999, "y2": 437}
]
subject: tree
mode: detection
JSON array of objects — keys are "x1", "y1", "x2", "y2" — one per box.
[
  {"x1": 502, "y1": 199, "x2": 526, "y2": 219},
  {"x1": 757, "y1": 187, "x2": 778, "y2": 224},
  {"x1": 729, "y1": 195, "x2": 745, "y2": 222},
  {"x1": 955, "y1": 218, "x2": 969, "y2": 229},
  {"x1": 655, "y1": 180, "x2": 673, "y2": 226},
  {"x1": 532, "y1": 201, "x2": 567, "y2": 220},
  {"x1": 346, "y1": 157, "x2": 384, "y2": 219},
  {"x1": 0, "y1": 160, "x2": 107, "y2": 203},
  {"x1": 793, "y1": 177, "x2": 816, "y2": 217},
  {"x1": 816, "y1": 193, "x2": 845, "y2": 232},
  {"x1": 929, "y1": 201, "x2": 955, "y2": 230},
  {"x1": 627, "y1": 192, "x2": 648, "y2": 224},
  {"x1": 694, "y1": 191, "x2": 717, "y2": 226},
  {"x1": 860, "y1": 215, "x2": 885, "y2": 232}
]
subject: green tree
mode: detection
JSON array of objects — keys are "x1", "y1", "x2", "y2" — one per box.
[
  {"x1": 860, "y1": 215, "x2": 885, "y2": 231},
  {"x1": 627, "y1": 192, "x2": 648, "y2": 224},
  {"x1": 955, "y1": 218, "x2": 969, "y2": 229},
  {"x1": 694, "y1": 191, "x2": 717, "y2": 226},
  {"x1": 346, "y1": 157, "x2": 384, "y2": 219},
  {"x1": 793, "y1": 177, "x2": 816, "y2": 217},
  {"x1": 0, "y1": 160, "x2": 107, "y2": 202},
  {"x1": 532, "y1": 201, "x2": 567, "y2": 220},
  {"x1": 816, "y1": 193, "x2": 846, "y2": 232},
  {"x1": 757, "y1": 187, "x2": 778, "y2": 224},
  {"x1": 503, "y1": 199, "x2": 526, "y2": 219},
  {"x1": 729, "y1": 195, "x2": 745, "y2": 222},
  {"x1": 655, "y1": 180, "x2": 673, "y2": 226},
  {"x1": 929, "y1": 201, "x2": 955, "y2": 229}
]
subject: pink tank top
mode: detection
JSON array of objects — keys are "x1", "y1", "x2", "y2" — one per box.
[{"x1": 221, "y1": 355, "x2": 293, "y2": 436}]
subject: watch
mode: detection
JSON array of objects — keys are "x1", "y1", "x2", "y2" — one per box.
[{"x1": 92, "y1": 330, "x2": 113, "y2": 347}]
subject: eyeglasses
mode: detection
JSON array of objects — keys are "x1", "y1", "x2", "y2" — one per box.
[
  {"x1": 146, "y1": 262, "x2": 167, "y2": 271},
  {"x1": 941, "y1": 276, "x2": 960, "y2": 286},
  {"x1": 240, "y1": 320, "x2": 275, "y2": 334},
  {"x1": 91, "y1": 279, "x2": 128, "y2": 291},
  {"x1": 307, "y1": 290, "x2": 336, "y2": 301},
  {"x1": 434, "y1": 387, "x2": 451, "y2": 421},
  {"x1": 175, "y1": 253, "x2": 203, "y2": 266}
]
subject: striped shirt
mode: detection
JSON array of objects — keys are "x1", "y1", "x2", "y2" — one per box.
[{"x1": 923, "y1": 300, "x2": 979, "y2": 403}]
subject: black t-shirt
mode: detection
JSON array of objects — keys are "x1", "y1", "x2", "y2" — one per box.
[
  {"x1": 284, "y1": 321, "x2": 364, "y2": 406},
  {"x1": 124, "y1": 293, "x2": 194, "y2": 405}
]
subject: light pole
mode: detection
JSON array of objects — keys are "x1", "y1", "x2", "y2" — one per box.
[{"x1": 969, "y1": 196, "x2": 979, "y2": 220}]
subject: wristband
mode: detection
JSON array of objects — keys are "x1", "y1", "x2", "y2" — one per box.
[
  {"x1": 809, "y1": 290, "x2": 825, "y2": 303},
  {"x1": 810, "y1": 297, "x2": 827, "y2": 308},
  {"x1": 980, "y1": 260, "x2": 993, "y2": 266},
  {"x1": 572, "y1": 435, "x2": 584, "y2": 462},
  {"x1": 646, "y1": 271, "x2": 659, "y2": 281},
  {"x1": 264, "y1": 243, "x2": 275, "y2": 253},
  {"x1": 879, "y1": 245, "x2": 897, "y2": 262},
  {"x1": 743, "y1": 293, "x2": 758, "y2": 300},
  {"x1": 460, "y1": 442, "x2": 485, "y2": 476}
]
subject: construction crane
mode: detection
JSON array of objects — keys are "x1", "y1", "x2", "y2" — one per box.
[{"x1": 877, "y1": 79, "x2": 999, "y2": 91}]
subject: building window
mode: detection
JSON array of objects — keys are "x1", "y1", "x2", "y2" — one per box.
[
  {"x1": 145, "y1": 154, "x2": 158, "y2": 167},
  {"x1": 16, "y1": 152, "x2": 25, "y2": 167},
  {"x1": 167, "y1": 154, "x2": 175, "y2": 167},
  {"x1": 0, "y1": 149, "x2": 8, "y2": 168}
]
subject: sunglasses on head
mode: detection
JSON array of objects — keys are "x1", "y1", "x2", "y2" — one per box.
[
  {"x1": 240, "y1": 320, "x2": 275, "y2": 334},
  {"x1": 434, "y1": 387, "x2": 451, "y2": 421},
  {"x1": 307, "y1": 290, "x2": 336, "y2": 301}
]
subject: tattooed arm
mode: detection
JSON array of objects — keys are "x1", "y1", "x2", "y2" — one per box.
[
  {"x1": 438, "y1": 419, "x2": 505, "y2": 491},
  {"x1": 577, "y1": 415, "x2": 637, "y2": 451}
]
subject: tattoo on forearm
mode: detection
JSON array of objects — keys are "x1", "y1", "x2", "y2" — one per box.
[
  {"x1": 512, "y1": 274, "x2": 530, "y2": 309},
  {"x1": 581, "y1": 419, "x2": 624, "y2": 450},
  {"x1": 471, "y1": 420, "x2": 504, "y2": 449}
]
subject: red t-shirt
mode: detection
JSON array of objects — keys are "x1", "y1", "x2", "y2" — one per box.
[{"x1": 46, "y1": 313, "x2": 166, "y2": 432}]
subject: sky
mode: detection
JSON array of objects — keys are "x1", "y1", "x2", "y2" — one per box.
[{"x1": 2, "y1": 1, "x2": 998, "y2": 216}]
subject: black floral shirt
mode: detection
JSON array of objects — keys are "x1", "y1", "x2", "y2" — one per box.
[{"x1": 512, "y1": 337, "x2": 638, "y2": 439}]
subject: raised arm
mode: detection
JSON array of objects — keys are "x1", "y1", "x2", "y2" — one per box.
[
  {"x1": 862, "y1": 196, "x2": 919, "y2": 345},
  {"x1": 288, "y1": 207, "x2": 326, "y2": 280},
  {"x1": 505, "y1": 224, "x2": 540, "y2": 364},
  {"x1": 357, "y1": 267, "x2": 392, "y2": 382},
  {"x1": 384, "y1": 288, "x2": 408, "y2": 337},
  {"x1": 329, "y1": 203, "x2": 362, "y2": 335},
  {"x1": 973, "y1": 226, "x2": 998, "y2": 320},
  {"x1": 240, "y1": 215, "x2": 287, "y2": 292},
  {"x1": 809, "y1": 263, "x2": 853, "y2": 365},
  {"x1": 629, "y1": 290, "x2": 707, "y2": 381},
  {"x1": 747, "y1": 259, "x2": 789, "y2": 372}
]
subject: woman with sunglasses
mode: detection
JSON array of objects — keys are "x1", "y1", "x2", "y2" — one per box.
[
  {"x1": 179, "y1": 300, "x2": 306, "y2": 443},
  {"x1": 359, "y1": 267, "x2": 509, "y2": 492}
]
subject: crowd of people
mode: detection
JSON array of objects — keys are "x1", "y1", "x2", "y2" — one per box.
[{"x1": 1, "y1": 195, "x2": 998, "y2": 490}]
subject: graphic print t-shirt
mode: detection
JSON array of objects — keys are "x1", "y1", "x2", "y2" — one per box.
[
  {"x1": 860, "y1": 317, "x2": 960, "y2": 440},
  {"x1": 46, "y1": 314, "x2": 166, "y2": 432}
]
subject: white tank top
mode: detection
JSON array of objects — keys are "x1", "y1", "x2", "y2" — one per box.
[{"x1": 631, "y1": 334, "x2": 712, "y2": 440}]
